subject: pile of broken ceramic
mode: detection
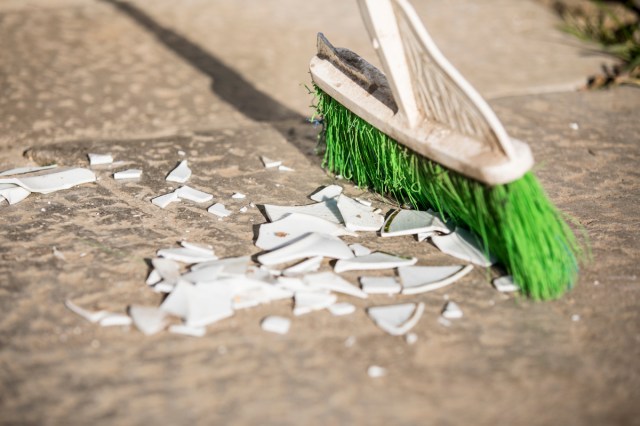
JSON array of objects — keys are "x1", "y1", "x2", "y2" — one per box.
[{"x1": 66, "y1": 179, "x2": 519, "y2": 339}]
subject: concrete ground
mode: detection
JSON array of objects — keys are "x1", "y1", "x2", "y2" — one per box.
[{"x1": 0, "y1": 0, "x2": 638, "y2": 424}]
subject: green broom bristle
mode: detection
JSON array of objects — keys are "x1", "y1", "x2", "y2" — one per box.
[{"x1": 313, "y1": 86, "x2": 584, "y2": 300}]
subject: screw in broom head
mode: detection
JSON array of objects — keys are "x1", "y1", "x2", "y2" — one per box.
[{"x1": 309, "y1": 0, "x2": 584, "y2": 299}]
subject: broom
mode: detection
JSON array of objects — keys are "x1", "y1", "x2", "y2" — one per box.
[{"x1": 309, "y1": 0, "x2": 583, "y2": 300}]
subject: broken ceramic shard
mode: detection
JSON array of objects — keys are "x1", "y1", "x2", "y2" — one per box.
[
  {"x1": 336, "y1": 194, "x2": 384, "y2": 232},
  {"x1": 262, "y1": 199, "x2": 343, "y2": 224},
  {"x1": 0, "y1": 185, "x2": 30, "y2": 205},
  {"x1": 404, "y1": 332, "x2": 418, "y2": 345},
  {"x1": 255, "y1": 212, "x2": 356, "y2": 251},
  {"x1": 180, "y1": 241, "x2": 214, "y2": 254},
  {"x1": 275, "y1": 276, "x2": 309, "y2": 293},
  {"x1": 355, "y1": 197, "x2": 372, "y2": 207},
  {"x1": 334, "y1": 252, "x2": 417, "y2": 273},
  {"x1": 151, "y1": 257, "x2": 181, "y2": 285},
  {"x1": 208, "y1": 203, "x2": 232, "y2": 218},
  {"x1": 309, "y1": 184, "x2": 343, "y2": 201},
  {"x1": 0, "y1": 164, "x2": 57, "y2": 177},
  {"x1": 175, "y1": 185, "x2": 213, "y2": 203},
  {"x1": 65, "y1": 300, "x2": 109, "y2": 323},
  {"x1": 160, "y1": 280, "x2": 193, "y2": 318},
  {"x1": 166, "y1": 160, "x2": 191, "y2": 183},
  {"x1": 169, "y1": 324, "x2": 206, "y2": 337},
  {"x1": 185, "y1": 283, "x2": 234, "y2": 327},
  {"x1": 190, "y1": 256, "x2": 251, "y2": 277},
  {"x1": 381, "y1": 209, "x2": 451, "y2": 237},
  {"x1": 113, "y1": 169, "x2": 142, "y2": 180},
  {"x1": 399, "y1": 265, "x2": 473, "y2": 295},
  {"x1": 416, "y1": 232, "x2": 434, "y2": 242},
  {"x1": 278, "y1": 165, "x2": 294, "y2": 172},
  {"x1": 303, "y1": 271, "x2": 368, "y2": 299},
  {"x1": 327, "y1": 302, "x2": 356, "y2": 316},
  {"x1": 261, "y1": 156, "x2": 282, "y2": 168},
  {"x1": 227, "y1": 277, "x2": 293, "y2": 309},
  {"x1": 367, "y1": 302, "x2": 425, "y2": 336},
  {"x1": 157, "y1": 247, "x2": 217, "y2": 264},
  {"x1": 349, "y1": 243, "x2": 372, "y2": 257},
  {"x1": 151, "y1": 191, "x2": 180, "y2": 209},
  {"x1": 282, "y1": 256, "x2": 323, "y2": 276},
  {"x1": 360, "y1": 276, "x2": 401, "y2": 295},
  {"x1": 129, "y1": 305, "x2": 168, "y2": 335},
  {"x1": 431, "y1": 228, "x2": 496, "y2": 267},
  {"x1": 0, "y1": 168, "x2": 96, "y2": 193},
  {"x1": 146, "y1": 269, "x2": 162, "y2": 286},
  {"x1": 260, "y1": 316, "x2": 291, "y2": 334},
  {"x1": 88, "y1": 153, "x2": 113, "y2": 166},
  {"x1": 293, "y1": 291, "x2": 337, "y2": 316},
  {"x1": 231, "y1": 192, "x2": 246, "y2": 199},
  {"x1": 367, "y1": 365, "x2": 387, "y2": 378},
  {"x1": 441, "y1": 301, "x2": 463, "y2": 319},
  {"x1": 99, "y1": 313, "x2": 133, "y2": 327},
  {"x1": 492, "y1": 275, "x2": 520, "y2": 292},
  {"x1": 257, "y1": 232, "x2": 354, "y2": 266}
]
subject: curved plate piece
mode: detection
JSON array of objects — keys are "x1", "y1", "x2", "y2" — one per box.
[{"x1": 367, "y1": 302, "x2": 425, "y2": 336}]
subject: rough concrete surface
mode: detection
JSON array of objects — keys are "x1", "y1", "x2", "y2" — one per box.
[{"x1": 0, "y1": 0, "x2": 639, "y2": 425}]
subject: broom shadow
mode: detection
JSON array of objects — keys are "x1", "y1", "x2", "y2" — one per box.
[{"x1": 99, "y1": 0, "x2": 312, "y2": 148}]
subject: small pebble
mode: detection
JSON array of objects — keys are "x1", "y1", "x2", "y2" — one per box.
[
  {"x1": 404, "y1": 332, "x2": 418, "y2": 345},
  {"x1": 571, "y1": 314, "x2": 581, "y2": 322}
]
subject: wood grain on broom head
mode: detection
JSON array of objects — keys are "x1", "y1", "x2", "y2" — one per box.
[{"x1": 313, "y1": 86, "x2": 584, "y2": 300}]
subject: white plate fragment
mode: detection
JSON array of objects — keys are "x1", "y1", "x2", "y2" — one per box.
[
  {"x1": 257, "y1": 233, "x2": 354, "y2": 266},
  {"x1": 303, "y1": 272, "x2": 368, "y2": 299},
  {"x1": 441, "y1": 301, "x2": 463, "y2": 319},
  {"x1": 261, "y1": 316, "x2": 291, "y2": 334},
  {"x1": 404, "y1": 332, "x2": 418, "y2": 345},
  {"x1": 293, "y1": 291, "x2": 337, "y2": 316},
  {"x1": 151, "y1": 257, "x2": 181, "y2": 286},
  {"x1": 0, "y1": 168, "x2": 96, "y2": 193},
  {"x1": 492, "y1": 275, "x2": 520, "y2": 293},
  {"x1": 159, "y1": 280, "x2": 193, "y2": 318},
  {"x1": 262, "y1": 199, "x2": 343, "y2": 224},
  {"x1": 349, "y1": 243, "x2": 372, "y2": 257},
  {"x1": 129, "y1": 305, "x2": 168, "y2": 335},
  {"x1": 275, "y1": 276, "x2": 308, "y2": 293},
  {"x1": 146, "y1": 269, "x2": 162, "y2": 286},
  {"x1": 367, "y1": 365, "x2": 387, "y2": 378},
  {"x1": 0, "y1": 186, "x2": 30, "y2": 204},
  {"x1": 334, "y1": 252, "x2": 417, "y2": 273},
  {"x1": 399, "y1": 265, "x2": 473, "y2": 295},
  {"x1": 261, "y1": 156, "x2": 282, "y2": 168},
  {"x1": 367, "y1": 302, "x2": 425, "y2": 336},
  {"x1": 336, "y1": 194, "x2": 384, "y2": 232},
  {"x1": 166, "y1": 160, "x2": 191, "y2": 183},
  {"x1": 169, "y1": 324, "x2": 206, "y2": 337},
  {"x1": 157, "y1": 247, "x2": 217, "y2": 264},
  {"x1": 113, "y1": 169, "x2": 142, "y2": 180},
  {"x1": 431, "y1": 228, "x2": 496, "y2": 267},
  {"x1": 181, "y1": 241, "x2": 214, "y2": 254},
  {"x1": 278, "y1": 165, "x2": 294, "y2": 172},
  {"x1": 151, "y1": 191, "x2": 180, "y2": 209},
  {"x1": 65, "y1": 300, "x2": 109, "y2": 323},
  {"x1": 99, "y1": 313, "x2": 133, "y2": 327},
  {"x1": 208, "y1": 203, "x2": 232, "y2": 218},
  {"x1": 327, "y1": 302, "x2": 356, "y2": 316},
  {"x1": 255, "y1": 212, "x2": 356, "y2": 251},
  {"x1": 175, "y1": 185, "x2": 213, "y2": 203},
  {"x1": 310, "y1": 185, "x2": 343, "y2": 201},
  {"x1": 381, "y1": 209, "x2": 451, "y2": 237},
  {"x1": 190, "y1": 256, "x2": 251, "y2": 276},
  {"x1": 231, "y1": 192, "x2": 246, "y2": 199},
  {"x1": 88, "y1": 153, "x2": 113, "y2": 165},
  {"x1": 229, "y1": 277, "x2": 293, "y2": 309},
  {"x1": 185, "y1": 283, "x2": 234, "y2": 327},
  {"x1": 360, "y1": 276, "x2": 401, "y2": 295},
  {"x1": 0, "y1": 164, "x2": 57, "y2": 177},
  {"x1": 282, "y1": 256, "x2": 323, "y2": 276},
  {"x1": 355, "y1": 197, "x2": 372, "y2": 207}
]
